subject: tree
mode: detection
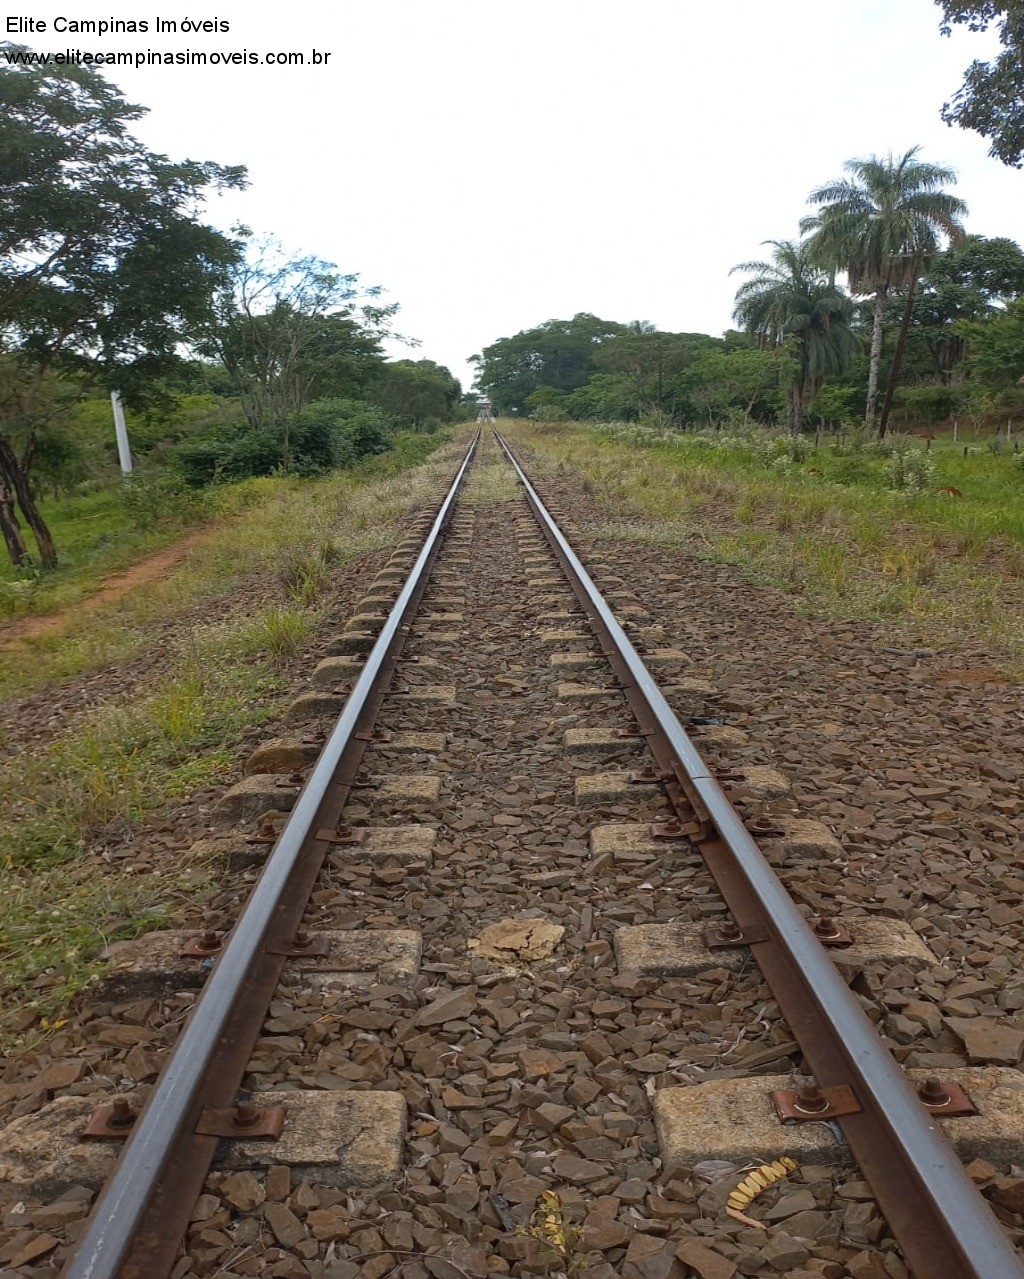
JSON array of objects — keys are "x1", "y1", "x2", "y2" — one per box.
[
  {"x1": 372, "y1": 359, "x2": 461, "y2": 428},
  {"x1": 960, "y1": 296, "x2": 1024, "y2": 387},
  {"x1": 911, "y1": 235, "x2": 1024, "y2": 381},
  {"x1": 0, "y1": 48, "x2": 245, "y2": 566},
  {"x1": 938, "y1": 2, "x2": 1024, "y2": 166},
  {"x1": 594, "y1": 324, "x2": 715, "y2": 418},
  {"x1": 199, "y1": 236, "x2": 395, "y2": 470},
  {"x1": 731, "y1": 241, "x2": 860, "y2": 433},
  {"x1": 469, "y1": 314, "x2": 628, "y2": 414},
  {"x1": 802, "y1": 147, "x2": 967, "y2": 435},
  {"x1": 676, "y1": 347, "x2": 787, "y2": 423},
  {"x1": 563, "y1": 374, "x2": 637, "y2": 422}
]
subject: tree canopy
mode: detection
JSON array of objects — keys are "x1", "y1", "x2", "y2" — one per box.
[
  {"x1": 469, "y1": 314, "x2": 628, "y2": 414},
  {"x1": 373, "y1": 359, "x2": 462, "y2": 428},
  {"x1": 0, "y1": 49, "x2": 246, "y2": 565},
  {"x1": 802, "y1": 147, "x2": 966, "y2": 432},
  {"x1": 732, "y1": 240, "x2": 860, "y2": 433},
  {"x1": 937, "y1": 2, "x2": 1024, "y2": 166}
]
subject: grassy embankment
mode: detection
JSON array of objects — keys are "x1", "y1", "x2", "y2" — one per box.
[
  {"x1": 516, "y1": 419, "x2": 1024, "y2": 666},
  {"x1": 0, "y1": 430, "x2": 461, "y2": 1039}
]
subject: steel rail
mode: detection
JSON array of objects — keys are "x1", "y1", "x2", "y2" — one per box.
[
  {"x1": 495, "y1": 430, "x2": 1023, "y2": 1279},
  {"x1": 64, "y1": 431, "x2": 481, "y2": 1279}
]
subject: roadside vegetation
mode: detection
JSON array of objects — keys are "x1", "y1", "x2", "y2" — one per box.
[
  {"x1": 0, "y1": 431, "x2": 454, "y2": 701},
  {"x1": 518, "y1": 419, "x2": 1024, "y2": 666},
  {"x1": 0, "y1": 51, "x2": 475, "y2": 1041},
  {"x1": 0, "y1": 435, "x2": 464, "y2": 1039},
  {"x1": 0, "y1": 54, "x2": 468, "y2": 585},
  {"x1": 472, "y1": 131, "x2": 1024, "y2": 669}
]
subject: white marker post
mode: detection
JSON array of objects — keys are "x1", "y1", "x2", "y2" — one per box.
[{"x1": 111, "y1": 390, "x2": 133, "y2": 475}]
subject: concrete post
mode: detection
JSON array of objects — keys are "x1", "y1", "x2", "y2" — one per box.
[{"x1": 111, "y1": 390, "x2": 133, "y2": 475}]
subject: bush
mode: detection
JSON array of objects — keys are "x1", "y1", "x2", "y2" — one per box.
[
  {"x1": 886, "y1": 443, "x2": 936, "y2": 491},
  {"x1": 172, "y1": 399, "x2": 396, "y2": 487},
  {"x1": 173, "y1": 426, "x2": 279, "y2": 488},
  {"x1": 117, "y1": 469, "x2": 201, "y2": 525},
  {"x1": 297, "y1": 399, "x2": 395, "y2": 469}
]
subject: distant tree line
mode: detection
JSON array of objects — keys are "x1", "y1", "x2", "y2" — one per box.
[
  {"x1": 0, "y1": 49, "x2": 463, "y2": 569},
  {"x1": 474, "y1": 150, "x2": 1024, "y2": 439}
]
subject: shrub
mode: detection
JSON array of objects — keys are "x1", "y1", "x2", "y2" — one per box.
[
  {"x1": 886, "y1": 444, "x2": 936, "y2": 491},
  {"x1": 172, "y1": 399, "x2": 396, "y2": 487},
  {"x1": 173, "y1": 425, "x2": 279, "y2": 487},
  {"x1": 297, "y1": 399, "x2": 395, "y2": 468},
  {"x1": 117, "y1": 469, "x2": 201, "y2": 525}
]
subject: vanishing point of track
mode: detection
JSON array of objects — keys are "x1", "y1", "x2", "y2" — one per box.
[{"x1": 62, "y1": 431, "x2": 1023, "y2": 1279}]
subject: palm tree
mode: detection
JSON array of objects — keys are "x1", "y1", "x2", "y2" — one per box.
[
  {"x1": 801, "y1": 147, "x2": 967, "y2": 436},
  {"x1": 731, "y1": 240, "x2": 860, "y2": 434}
]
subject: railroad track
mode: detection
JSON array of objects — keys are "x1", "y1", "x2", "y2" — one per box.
[{"x1": 10, "y1": 429, "x2": 1020, "y2": 1278}]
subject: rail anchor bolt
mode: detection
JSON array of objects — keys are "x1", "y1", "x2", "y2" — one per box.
[
  {"x1": 180, "y1": 930, "x2": 225, "y2": 958},
  {"x1": 107, "y1": 1097, "x2": 136, "y2": 1129},
  {"x1": 233, "y1": 1103, "x2": 262, "y2": 1129},
  {"x1": 771, "y1": 1083, "x2": 862, "y2": 1122},
  {"x1": 916, "y1": 1079, "x2": 979, "y2": 1116},
  {"x1": 795, "y1": 1085, "x2": 830, "y2": 1114},
  {"x1": 629, "y1": 765, "x2": 664, "y2": 784},
  {"x1": 811, "y1": 916, "x2": 854, "y2": 946},
  {"x1": 196, "y1": 1103, "x2": 288, "y2": 1140},
  {"x1": 81, "y1": 1095, "x2": 138, "y2": 1140}
]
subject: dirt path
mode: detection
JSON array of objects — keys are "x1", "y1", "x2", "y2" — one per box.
[{"x1": 0, "y1": 525, "x2": 219, "y2": 649}]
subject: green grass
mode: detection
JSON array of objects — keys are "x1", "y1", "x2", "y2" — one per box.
[
  {"x1": 0, "y1": 432, "x2": 467, "y2": 1037},
  {"x1": 514, "y1": 419, "x2": 1024, "y2": 668},
  {"x1": 0, "y1": 431, "x2": 456, "y2": 701},
  {"x1": 0, "y1": 638, "x2": 288, "y2": 1034},
  {"x1": 0, "y1": 430, "x2": 455, "y2": 623},
  {"x1": 0, "y1": 487, "x2": 167, "y2": 617}
]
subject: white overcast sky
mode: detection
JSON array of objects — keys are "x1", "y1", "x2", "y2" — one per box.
[{"x1": 18, "y1": 0, "x2": 1020, "y2": 389}]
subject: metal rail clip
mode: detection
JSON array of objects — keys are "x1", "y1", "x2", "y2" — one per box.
[
  {"x1": 265, "y1": 931, "x2": 330, "y2": 957},
  {"x1": 772, "y1": 1084, "x2": 862, "y2": 1122},
  {"x1": 917, "y1": 1079, "x2": 978, "y2": 1117},
  {"x1": 195, "y1": 1103, "x2": 286, "y2": 1140},
  {"x1": 702, "y1": 920, "x2": 770, "y2": 949},
  {"x1": 179, "y1": 932, "x2": 225, "y2": 958},
  {"x1": 316, "y1": 826, "x2": 370, "y2": 845},
  {"x1": 81, "y1": 1098, "x2": 138, "y2": 1140}
]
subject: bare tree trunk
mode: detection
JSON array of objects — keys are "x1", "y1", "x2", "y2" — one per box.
[
  {"x1": 878, "y1": 271, "x2": 920, "y2": 440},
  {"x1": 0, "y1": 477, "x2": 29, "y2": 568},
  {"x1": 787, "y1": 383, "x2": 801, "y2": 435},
  {"x1": 865, "y1": 285, "x2": 888, "y2": 430},
  {"x1": 0, "y1": 435, "x2": 57, "y2": 568}
]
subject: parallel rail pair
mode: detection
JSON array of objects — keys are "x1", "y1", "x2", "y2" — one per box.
[{"x1": 64, "y1": 430, "x2": 1021, "y2": 1279}]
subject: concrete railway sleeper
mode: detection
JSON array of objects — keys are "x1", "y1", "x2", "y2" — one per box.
[{"x1": 2, "y1": 430, "x2": 1020, "y2": 1279}]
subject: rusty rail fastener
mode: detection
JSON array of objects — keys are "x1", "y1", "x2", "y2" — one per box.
[
  {"x1": 812, "y1": 916, "x2": 854, "y2": 947},
  {"x1": 628, "y1": 765, "x2": 665, "y2": 785},
  {"x1": 195, "y1": 1103, "x2": 287, "y2": 1140},
  {"x1": 745, "y1": 817, "x2": 785, "y2": 839},
  {"x1": 772, "y1": 1084, "x2": 862, "y2": 1122},
  {"x1": 82, "y1": 1097, "x2": 138, "y2": 1140},
  {"x1": 702, "y1": 920, "x2": 770, "y2": 949},
  {"x1": 917, "y1": 1078, "x2": 979, "y2": 1117},
  {"x1": 179, "y1": 931, "x2": 224, "y2": 958},
  {"x1": 266, "y1": 931, "x2": 330, "y2": 957},
  {"x1": 316, "y1": 825, "x2": 370, "y2": 845}
]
